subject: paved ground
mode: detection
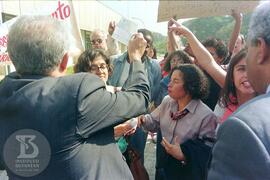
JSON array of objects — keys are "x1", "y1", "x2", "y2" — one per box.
[
  {"x1": 0, "y1": 170, "x2": 8, "y2": 180},
  {"x1": 144, "y1": 136, "x2": 157, "y2": 180}
]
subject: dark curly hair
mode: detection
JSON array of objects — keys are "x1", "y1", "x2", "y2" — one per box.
[
  {"x1": 202, "y1": 37, "x2": 228, "y2": 61},
  {"x1": 219, "y1": 48, "x2": 247, "y2": 108},
  {"x1": 163, "y1": 50, "x2": 193, "y2": 73},
  {"x1": 170, "y1": 64, "x2": 209, "y2": 99},
  {"x1": 74, "y1": 49, "x2": 113, "y2": 75}
]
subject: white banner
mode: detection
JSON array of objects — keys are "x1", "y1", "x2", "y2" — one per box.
[
  {"x1": 112, "y1": 17, "x2": 138, "y2": 46},
  {"x1": 158, "y1": 1, "x2": 259, "y2": 22},
  {"x1": 0, "y1": 18, "x2": 16, "y2": 66},
  {"x1": 0, "y1": 0, "x2": 84, "y2": 66}
]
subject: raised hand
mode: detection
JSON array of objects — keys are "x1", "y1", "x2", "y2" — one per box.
[
  {"x1": 108, "y1": 21, "x2": 116, "y2": 36},
  {"x1": 168, "y1": 18, "x2": 191, "y2": 37},
  {"x1": 128, "y1": 33, "x2": 147, "y2": 62},
  {"x1": 231, "y1": 9, "x2": 243, "y2": 22},
  {"x1": 167, "y1": 18, "x2": 176, "y2": 29},
  {"x1": 167, "y1": 18, "x2": 182, "y2": 52}
]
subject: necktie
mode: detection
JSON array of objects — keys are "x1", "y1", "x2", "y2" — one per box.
[{"x1": 170, "y1": 109, "x2": 189, "y2": 121}]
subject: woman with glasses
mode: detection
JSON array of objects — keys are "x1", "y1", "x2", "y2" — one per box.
[
  {"x1": 74, "y1": 49, "x2": 136, "y2": 151},
  {"x1": 74, "y1": 49, "x2": 118, "y2": 92}
]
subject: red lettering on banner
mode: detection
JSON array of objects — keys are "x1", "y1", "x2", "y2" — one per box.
[
  {"x1": 0, "y1": 54, "x2": 10, "y2": 63},
  {"x1": 63, "y1": 5, "x2": 70, "y2": 18},
  {"x1": 51, "y1": 1, "x2": 71, "y2": 20},
  {"x1": 0, "y1": 35, "x2": 8, "y2": 48}
]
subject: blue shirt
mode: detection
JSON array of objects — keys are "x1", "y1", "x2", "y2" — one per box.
[
  {"x1": 158, "y1": 75, "x2": 170, "y2": 104},
  {"x1": 109, "y1": 52, "x2": 162, "y2": 107}
]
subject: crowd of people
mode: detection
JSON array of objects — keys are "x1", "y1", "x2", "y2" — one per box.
[{"x1": 0, "y1": 1, "x2": 270, "y2": 180}]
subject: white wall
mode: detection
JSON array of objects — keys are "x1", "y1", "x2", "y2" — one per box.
[{"x1": 0, "y1": 0, "x2": 122, "y2": 33}]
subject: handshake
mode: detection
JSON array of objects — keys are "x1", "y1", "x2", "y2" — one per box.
[{"x1": 114, "y1": 116, "x2": 146, "y2": 138}]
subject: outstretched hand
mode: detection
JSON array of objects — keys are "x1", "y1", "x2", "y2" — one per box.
[
  {"x1": 137, "y1": 115, "x2": 145, "y2": 128},
  {"x1": 161, "y1": 136, "x2": 185, "y2": 161}
]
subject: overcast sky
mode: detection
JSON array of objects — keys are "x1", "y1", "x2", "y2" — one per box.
[
  {"x1": 99, "y1": 0, "x2": 168, "y2": 36},
  {"x1": 98, "y1": 0, "x2": 264, "y2": 36}
]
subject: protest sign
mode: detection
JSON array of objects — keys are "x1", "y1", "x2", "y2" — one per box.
[
  {"x1": 158, "y1": 1, "x2": 259, "y2": 22},
  {"x1": 0, "y1": 0, "x2": 84, "y2": 66}
]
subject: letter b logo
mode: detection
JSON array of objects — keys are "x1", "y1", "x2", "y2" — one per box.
[
  {"x1": 16, "y1": 135, "x2": 39, "y2": 159},
  {"x1": 4, "y1": 129, "x2": 51, "y2": 177}
]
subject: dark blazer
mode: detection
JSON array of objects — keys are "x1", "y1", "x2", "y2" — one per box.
[
  {"x1": 208, "y1": 92, "x2": 270, "y2": 180},
  {"x1": 0, "y1": 61, "x2": 150, "y2": 180}
]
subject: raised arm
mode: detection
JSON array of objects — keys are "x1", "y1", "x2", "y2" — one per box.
[
  {"x1": 167, "y1": 19, "x2": 182, "y2": 53},
  {"x1": 106, "y1": 21, "x2": 121, "y2": 56},
  {"x1": 227, "y1": 10, "x2": 243, "y2": 56},
  {"x1": 168, "y1": 19, "x2": 226, "y2": 87}
]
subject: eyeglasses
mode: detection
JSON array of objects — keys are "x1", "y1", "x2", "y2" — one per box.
[
  {"x1": 91, "y1": 39, "x2": 103, "y2": 45},
  {"x1": 90, "y1": 64, "x2": 108, "y2": 72}
]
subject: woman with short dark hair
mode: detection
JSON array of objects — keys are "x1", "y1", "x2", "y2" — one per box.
[
  {"x1": 158, "y1": 50, "x2": 192, "y2": 104},
  {"x1": 74, "y1": 49, "x2": 135, "y2": 152},
  {"x1": 74, "y1": 49, "x2": 113, "y2": 78},
  {"x1": 139, "y1": 64, "x2": 217, "y2": 180}
]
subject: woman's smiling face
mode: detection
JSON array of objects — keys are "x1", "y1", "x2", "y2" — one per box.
[
  {"x1": 233, "y1": 58, "x2": 255, "y2": 95},
  {"x1": 90, "y1": 56, "x2": 109, "y2": 82}
]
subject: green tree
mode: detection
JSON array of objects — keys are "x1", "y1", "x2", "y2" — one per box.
[
  {"x1": 149, "y1": 13, "x2": 252, "y2": 58},
  {"x1": 183, "y1": 13, "x2": 252, "y2": 44},
  {"x1": 152, "y1": 32, "x2": 167, "y2": 57}
]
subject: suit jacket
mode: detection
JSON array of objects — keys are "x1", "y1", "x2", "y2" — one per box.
[
  {"x1": 208, "y1": 92, "x2": 270, "y2": 180},
  {"x1": 0, "y1": 61, "x2": 150, "y2": 180}
]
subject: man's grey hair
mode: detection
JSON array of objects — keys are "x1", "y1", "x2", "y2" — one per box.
[
  {"x1": 7, "y1": 15, "x2": 71, "y2": 75},
  {"x1": 90, "y1": 29, "x2": 107, "y2": 40},
  {"x1": 248, "y1": 1, "x2": 270, "y2": 46}
]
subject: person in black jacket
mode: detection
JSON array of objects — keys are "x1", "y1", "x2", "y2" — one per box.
[{"x1": 0, "y1": 15, "x2": 150, "y2": 180}]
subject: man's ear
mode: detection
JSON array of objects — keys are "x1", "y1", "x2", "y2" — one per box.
[
  {"x1": 256, "y1": 38, "x2": 269, "y2": 65},
  {"x1": 59, "y1": 53, "x2": 69, "y2": 73}
]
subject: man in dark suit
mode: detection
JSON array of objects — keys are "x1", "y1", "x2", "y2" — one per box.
[
  {"x1": 0, "y1": 15, "x2": 150, "y2": 179},
  {"x1": 208, "y1": 2, "x2": 270, "y2": 179}
]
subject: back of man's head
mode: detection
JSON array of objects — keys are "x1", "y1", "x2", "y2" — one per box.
[
  {"x1": 248, "y1": 2, "x2": 270, "y2": 46},
  {"x1": 7, "y1": 15, "x2": 70, "y2": 75}
]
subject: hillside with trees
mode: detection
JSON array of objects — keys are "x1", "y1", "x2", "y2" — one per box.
[{"x1": 152, "y1": 13, "x2": 252, "y2": 57}]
